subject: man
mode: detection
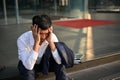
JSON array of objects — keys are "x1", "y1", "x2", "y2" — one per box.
[{"x1": 17, "y1": 14, "x2": 71, "y2": 80}]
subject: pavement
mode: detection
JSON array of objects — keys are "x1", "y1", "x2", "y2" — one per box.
[
  {"x1": 68, "y1": 60, "x2": 120, "y2": 80},
  {"x1": 35, "y1": 53, "x2": 120, "y2": 80},
  {"x1": 0, "y1": 12, "x2": 120, "y2": 80}
]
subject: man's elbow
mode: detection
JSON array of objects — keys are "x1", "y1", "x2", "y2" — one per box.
[{"x1": 23, "y1": 62, "x2": 34, "y2": 70}]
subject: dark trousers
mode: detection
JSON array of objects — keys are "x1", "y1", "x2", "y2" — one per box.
[{"x1": 18, "y1": 57, "x2": 69, "y2": 80}]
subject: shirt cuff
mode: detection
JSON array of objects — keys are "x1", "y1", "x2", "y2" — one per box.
[
  {"x1": 32, "y1": 50, "x2": 38, "y2": 60},
  {"x1": 52, "y1": 49, "x2": 61, "y2": 64}
]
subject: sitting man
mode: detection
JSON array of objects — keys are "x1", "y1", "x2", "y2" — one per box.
[{"x1": 17, "y1": 14, "x2": 73, "y2": 80}]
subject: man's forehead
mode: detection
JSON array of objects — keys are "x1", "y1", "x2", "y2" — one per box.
[{"x1": 40, "y1": 29, "x2": 49, "y2": 33}]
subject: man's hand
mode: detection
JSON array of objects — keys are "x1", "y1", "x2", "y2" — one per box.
[
  {"x1": 31, "y1": 24, "x2": 41, "y2": 43},
  {"x1": 46, "y1": 27, "x2": 53, "y2": 43},
  {"x1": 31, "y1": 24, "x2": 41, "y2": 52},
  {"x1": 47, "y1": 27, "x2": 56, "y2": 51}
]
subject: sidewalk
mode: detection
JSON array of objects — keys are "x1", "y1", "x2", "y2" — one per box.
[
  {"x1": 0, "y1": 12, "x2": 120, "y2": 80},
  {"x1": 67, "y1": 60, "x2": 120, "y2": 80},
  {"x1": 40, "y1": 53, "x2": 120, "y2": 80},
  {"x1": 1, "y1": 53, "x2": 120, "y2": 80},
  {"x1": 35, "y1": 53, "x2": 120, "y2": 80}
]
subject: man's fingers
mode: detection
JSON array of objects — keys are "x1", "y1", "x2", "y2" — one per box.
[
  {"x1": 34, "y1": 24, "x2": 38, "y2": 32},
  {"x1": 31, "y1": 24, "x2": 38, "y2": 33},
  {"x1": 31, "y1": 25, "x2": 35, "y2": 31},
  {"x1": 49, "y1": 27, "x2": 53, "y2": 33},
  {"x1": 37, "y1": 28, "x2": 41, "y2": 34}
]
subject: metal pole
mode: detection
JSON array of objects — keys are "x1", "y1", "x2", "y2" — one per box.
[
  {"x1": 54, "y1": 0, "x2": 57, "y2": 15},
  {"x1": 3, "y1": 0, "x2": 7, "y2": 25},
  {"x1": 15, "y1": 0, "x2": 20, "y2": 24},
  {"x1": 68, "y1": 0, "x2": 71, "y2": 9},
  {"x1": 84, "y1": 0, "x2": 88, "y2": 19}
]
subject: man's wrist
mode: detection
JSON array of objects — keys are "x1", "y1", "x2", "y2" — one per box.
[
  {"x1": 33, "y1": 42, "x2": 39, "y2": 53},
  {"x1": 49, "y1": 41, "x2": 56, "y2": 51}
]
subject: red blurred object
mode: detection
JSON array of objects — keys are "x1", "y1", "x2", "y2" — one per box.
[{"x1": 53, "y1": 19, "x2": 120, "y2": 28}]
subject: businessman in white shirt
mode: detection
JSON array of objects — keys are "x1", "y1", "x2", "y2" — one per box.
[{"x1": 17, "y1": 15, "x2": 69, "y2": 80}]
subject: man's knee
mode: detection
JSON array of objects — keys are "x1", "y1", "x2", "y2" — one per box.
[{"x1": 18, "y1": 61, "x2": 35, "y2": 80}]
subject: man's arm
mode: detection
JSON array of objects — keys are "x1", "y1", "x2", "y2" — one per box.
[
  {"x1": 47, "y1": 28, "x2": 61, "y2": 64},
  {"x1": 17, "y1": 25, "x2": 41, "y2": 70},
  {"x1": 17, "y1": 34, "x2": 38, "y2": 70},
  {"x1": 31, "y1": 25, "x2": 41, "y2": 53}
]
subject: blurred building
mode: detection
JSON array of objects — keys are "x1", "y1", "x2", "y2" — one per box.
[
  {"x1": 0, "y1": 0, "x2": 120, "y2": 25},
  {"x1": 0, "y1": 0, "x2": 87, "y2": 25},
  {"x1": 89, "y1": 0, "x2": 120, "y2": 12}
]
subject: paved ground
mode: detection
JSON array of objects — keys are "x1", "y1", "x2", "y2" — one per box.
[
  {"x1": 0, "y1": 12, "x2": 120, "y2": 79},
  {"x1": 67, "y1": 60, "x2": 120, "y2": 80}
]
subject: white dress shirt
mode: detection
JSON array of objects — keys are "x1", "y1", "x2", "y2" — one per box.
[{"x1": 17, "y1": 31, "x2": 61, "y2": 70}]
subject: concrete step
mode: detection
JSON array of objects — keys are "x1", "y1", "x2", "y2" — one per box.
[
  {"x1": 1, "y1": 53, "x2": 120, "y2": 80},
  {"x1": 36, "y1": 53, "x2": 120, "y2": 80},
  {"x1": 99, "y1": 73, "x2": 120, "y2": 80},
  {"x1": 112, "y1": 77, "x2": 120, "y2": 80}
]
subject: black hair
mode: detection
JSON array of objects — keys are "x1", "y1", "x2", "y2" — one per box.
[{"x1": 32, "y1": 14, "x2": 52, "y2": 30}]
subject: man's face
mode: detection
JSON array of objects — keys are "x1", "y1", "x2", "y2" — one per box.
[{"x1": 40, "y1": 29, "x2": 49, "y2": 42}]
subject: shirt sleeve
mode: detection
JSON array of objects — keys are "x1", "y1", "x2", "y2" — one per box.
[
  {"x1": 17, "y1": 37, "x2": 38, "y2": 70},
  {"x1": 52, "y1": 33, "x2": 59, "y2": 42},
  {"x1": 51, "y1": 33, "x2": 61, "y2": 64},
  {"x1": 52, "y1": 49, "x2": 61, "y2": 64}
]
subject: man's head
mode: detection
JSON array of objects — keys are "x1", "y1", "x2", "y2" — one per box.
[
  {"x1": 32, "y1": 14, "x2": 52, "y2": 30},
  {"x1": 32, "y1": 14, "x2": 52, "y2": 42}
]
